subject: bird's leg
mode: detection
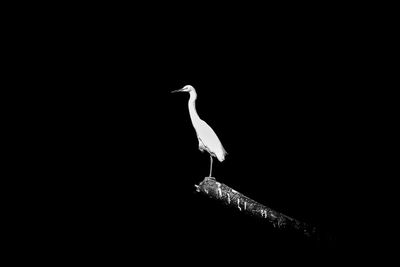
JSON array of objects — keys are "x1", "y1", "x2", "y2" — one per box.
[{"x1": 209, "y1": 155, "x2": 213, "y2": 178}]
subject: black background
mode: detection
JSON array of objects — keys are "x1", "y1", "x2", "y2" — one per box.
[
  {"x1": 23, "y1": 5, "x2": 380, "y2": 264},
  {"x1": 66, "y1": 47, "x2": 351, "y2": 261}
]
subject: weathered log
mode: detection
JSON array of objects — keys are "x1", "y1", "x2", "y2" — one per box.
[{"x1": 195, "y1": 177, "x2": 317, "y2": 237}]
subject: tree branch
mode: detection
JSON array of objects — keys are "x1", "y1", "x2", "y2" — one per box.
[{"x1": 195, "y1": 177, "x2": 317, "y2": 237}]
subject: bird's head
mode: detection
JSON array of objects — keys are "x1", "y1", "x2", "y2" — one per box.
[{"x1": 171, "y1": 85, "x2": 194, "y2": 93}]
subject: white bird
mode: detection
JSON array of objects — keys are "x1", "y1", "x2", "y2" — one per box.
[{"x1": 172, "y1": 85, "x2": 227, "y2": 178}]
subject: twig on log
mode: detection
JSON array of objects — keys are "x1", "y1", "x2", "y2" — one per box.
[{"x1": 195, "y1": 177, "x2": 317, "y2": 237}]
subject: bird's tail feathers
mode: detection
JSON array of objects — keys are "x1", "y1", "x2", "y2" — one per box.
[
  {"x1": 222, "y1": 145, "x2": 228, "y2": 156},
  {"x1": 217, "y1": 146, "x2": 228, "y2": 162}
]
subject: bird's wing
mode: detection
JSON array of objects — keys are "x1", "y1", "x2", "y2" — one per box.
[{"x1": 196, "y1": 120, "x2": 227, "y2": 161}]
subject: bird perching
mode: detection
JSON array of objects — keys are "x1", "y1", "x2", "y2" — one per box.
[{"x1": 172, "y1": 85, "x2": 227, "y2": 178}]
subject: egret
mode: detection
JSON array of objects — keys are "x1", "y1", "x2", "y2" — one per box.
[{"x1": 172, "y1": 85, "x2": 227, "y2": 178}]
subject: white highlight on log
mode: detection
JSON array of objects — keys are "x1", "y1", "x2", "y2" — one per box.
[
  {"x1": 205, "y1": 189, "x2": 208, "y2": 194},
  {"x1": 260, "y1": 209, "x2": 268, "y2": 218},
  {"x1": 270, "y1": 213, "x2": 277, "y2": 218},
  {"x1": 227, "y1": 193, "x2": 230, "y2": 204},
  {"x1": 237, "y1": 199, "x2": 241, "y2": 211},
  {"x1": 231, "y1": 189, "x2": 238, "y2": 194},
  {"x1": 216, "y1": 182, "x2": 222, "y2": 198}
]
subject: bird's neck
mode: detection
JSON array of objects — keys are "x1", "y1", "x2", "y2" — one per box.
[{"x1": 188, "y1": 90, "x2": 201, "y2": 124}]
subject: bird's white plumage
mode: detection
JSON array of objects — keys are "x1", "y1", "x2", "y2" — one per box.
[
  {"x1": 195, "y1": 119, "x2": 226, "y2": 162},
  {"x1": 172, "y1": 85, "x2": 227, "y2": 177}
]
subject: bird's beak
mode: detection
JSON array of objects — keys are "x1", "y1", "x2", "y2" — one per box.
[{"x1": 171, "y1": 88, "x2": 184, "y2": 93}]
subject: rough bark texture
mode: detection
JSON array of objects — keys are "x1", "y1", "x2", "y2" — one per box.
[{"x1": 195, "y1": 177, "x2": 317, "y2": 237}]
